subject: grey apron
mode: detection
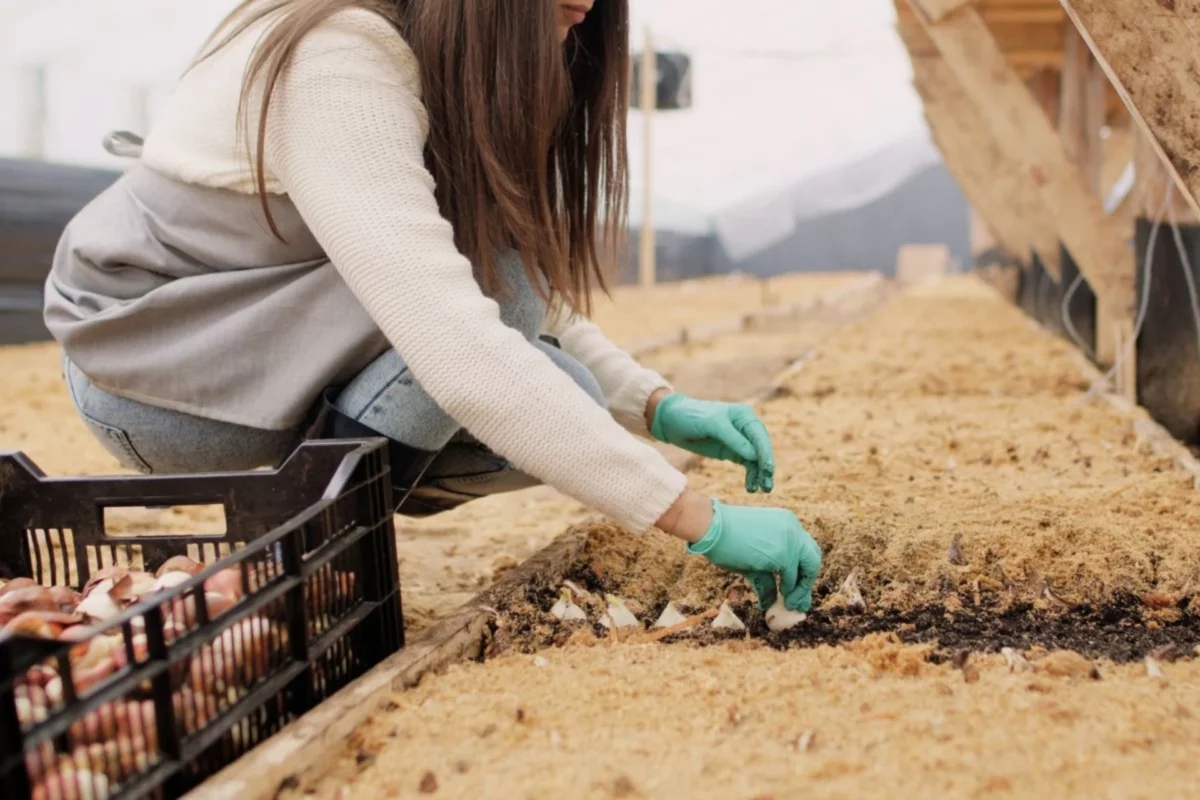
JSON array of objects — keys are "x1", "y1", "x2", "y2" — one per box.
[{"x1": 44, "y1": 163, "x2": 389, "y2": 431}]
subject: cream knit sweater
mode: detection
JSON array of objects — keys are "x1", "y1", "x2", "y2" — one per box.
[{"x1": 140, "y1": 7, "x2": 687, "y2": 533}]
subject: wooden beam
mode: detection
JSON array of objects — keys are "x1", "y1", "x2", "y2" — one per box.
[
  {"x1": 1060, "y1": 23, "x2": 1120, "y2": 365},
  {"x1": 927, "y1": 123, "x2": 1032, "y2": 262},
  {"x1": 1059, "y1": 26, "x2": 1089, "y2": 166},
  {"x1": 931, "y1": 132, "x2": 1025, "y2": 257},
  {"x1": 895, "y1": 1, "x2": 1068, "y2": 63},
  {"x1": 969, "y1": 206, "x2": 999, "y2": 255},
  {"x1": 906, "y1": 0, "x2": 1135, "y2": 323},
  {"x1": 1057, "y1": 0, "x2": 1200, "y2": 222},
  {"x1": 913, "y1": 56, "x2": 1063, "y2": 277},
  {"x1": 980, "y1": 7, "x2": 1065, "y2": 26},
  {"x1": 917, "y1": 0, "x2": 973, "y2": 23},
  {"x1": 1028, "y1": 67, "x2": 1061, "y2": 124},
  {"x1": 1083, "y1": 51, "x2": 1108, "y2": 192}
]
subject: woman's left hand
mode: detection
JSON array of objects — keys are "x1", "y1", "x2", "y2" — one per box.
[{"x1": 649, "y1": 392, "x2": 775, "y2": 493}]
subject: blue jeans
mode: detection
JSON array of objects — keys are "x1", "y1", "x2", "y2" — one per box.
[{"x1": 63, "y1": 339, "x2": 605, "y2": 509}]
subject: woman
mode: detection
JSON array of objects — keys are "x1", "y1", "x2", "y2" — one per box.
[{"x1": 44, "y1": 0, "x2": 821, "y2": 613}]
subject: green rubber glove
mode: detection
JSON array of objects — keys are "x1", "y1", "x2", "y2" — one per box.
[
  {"x1": 687, "y1": 500, "x2": 822, "y2": 612},
  {"x1": 651, "y1": 393, "x2": 775, "y2": 493}
]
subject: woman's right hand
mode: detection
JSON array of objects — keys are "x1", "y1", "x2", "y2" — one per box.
[{"x1": 657, "y1": 491, "x2": 822, "y2": 612}]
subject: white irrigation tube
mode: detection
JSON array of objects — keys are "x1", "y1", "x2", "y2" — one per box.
[
  {"x1": 1060, "y1": 271, "x2": 1094, "y2": 362},
  {"x1": 1081, "y1": 183, "x2": 1171, "y2": 403}
]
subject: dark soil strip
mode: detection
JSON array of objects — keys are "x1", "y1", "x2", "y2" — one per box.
[
  {"x1": 496, "y1": 582, "x2": 1199, "y2": 665},
  {"x1": 755, "y1": 594, "x2": 1200, "y2": 664}
]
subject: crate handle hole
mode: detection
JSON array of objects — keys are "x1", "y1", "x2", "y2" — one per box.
[{"x1": 102, "y1": 504, "x2": 227, "y2": 538}]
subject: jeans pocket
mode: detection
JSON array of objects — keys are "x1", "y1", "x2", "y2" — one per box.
[
  {"x1": 64, "y1": 361, "x2": 154, "y2": 474},
  {"x1": 80, "y1": 416, "x2": 154, "y2": 474}
]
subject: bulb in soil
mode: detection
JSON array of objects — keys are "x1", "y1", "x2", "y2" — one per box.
[
  {"x1": 1001, "y1": 647, "x2": 1030, "y2": 673},
  {"x1": 652, "y1": 602, "x2": 688, "y2": 629},
  {"x1": 840, "y1": 571, "x2": 865, "y2": 611},
  {"x1": 711, "y1": 602, "x2": 746, "y2": 631},
  {"x1": 562, "y1": 580, "x2": 592, "y2": 601},
  {"x1": 764, "y1": 593, "x2": 807, "y2": 632},
  {"x1": 599, "y1": 595, "x2": 639, "y2": 629},
  {"x1": 549, "y1": 588, "x2": 586, "y2": 622}
]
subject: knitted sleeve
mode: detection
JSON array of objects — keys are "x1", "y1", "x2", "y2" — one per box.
[{"x1": 545, "y1": 309, "x2": 672, "y2": 437}]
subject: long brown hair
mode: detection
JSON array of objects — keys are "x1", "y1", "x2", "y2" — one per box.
[{"x1": 200, "y1": 0, "x2": 629, "y2": 313}]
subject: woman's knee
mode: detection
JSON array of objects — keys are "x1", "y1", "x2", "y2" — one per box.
[
  {"x1": 491, "y1": 251, "x2": 546, "y2": 340},
  {"x1": 333, "y1": 349, "x2": 459, "y2": 450}
]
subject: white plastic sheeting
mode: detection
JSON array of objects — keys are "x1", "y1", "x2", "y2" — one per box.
[
  {"x1": 0, "y1": 0, "x2": 933, "y2": 263},
  {"x1": 713, "y1": 134, "x2": 940, "y2": 261},
  {"x1": 624, "y1": 0, "x2": 931, "y2": 259}
]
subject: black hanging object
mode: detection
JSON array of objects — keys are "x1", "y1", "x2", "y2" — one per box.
[{"x1": 631, "y1": 51, "x2": 693, "y2": 111}]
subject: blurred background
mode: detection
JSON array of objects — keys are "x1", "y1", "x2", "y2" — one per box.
[{"x1": 0, "y1": 0, "x2": 969, "y2": 342}]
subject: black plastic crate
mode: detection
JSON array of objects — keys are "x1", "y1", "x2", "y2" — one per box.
[{"x1": 0, "y1": 439, "x2": 403, "y2": 799}]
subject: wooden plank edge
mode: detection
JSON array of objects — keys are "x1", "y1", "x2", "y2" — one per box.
[
  {"x1": 626, "y1": 272, "x2": 886, "y2": 359},
  {"x1": 1069, "y1": 350, "x2": 1200, "y2": 490},
  {"x1": 187, "y1": 271, "x2": 894, "y2": 800}
]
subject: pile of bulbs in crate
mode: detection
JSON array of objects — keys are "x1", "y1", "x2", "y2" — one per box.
[{"x1": 0, "y1": 556, "x2": 354, "y2": 800}]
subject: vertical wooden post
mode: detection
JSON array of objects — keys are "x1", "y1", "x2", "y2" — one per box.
[
  {"x1": 1083, "y1": 58, "x2": 1107, "y2": 194},
  {"x1": 18, "y1": 64, "x2": 47, "y2": 160},
  {"x1": 1059, "y1": 30, "x2": 1088, "y2": 164},
  {"x1": 968, "y1": 206, "x2": 996, "y2": 256},
  {"x1": 1060, "y1": 25, "x2": 1120, "y2": 367},
  {"x1": 1028, "y1": 68, "x2": 1060, "y2": 125},
  {"x1": 638, "y1": 28, "x2": 656, "y2": 289}
]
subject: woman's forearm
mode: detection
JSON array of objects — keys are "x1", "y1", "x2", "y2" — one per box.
[
  {"x1": 644, "y1": 386, "x2": 670, "y2": 431},
  {"x1": 655, "y1": 488, "x2": 714, "y2": 543}
]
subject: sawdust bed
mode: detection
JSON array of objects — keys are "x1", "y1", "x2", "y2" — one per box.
[
  {"x1": 304, "y1": 277, "x2": 1200, "y2": 799},
  {"x1": 307, "y1": 641, "x2": 1200, "y2": 800},
  {"x1": 485, "y1": 278, "x2": 1200, "y2": 665}
]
